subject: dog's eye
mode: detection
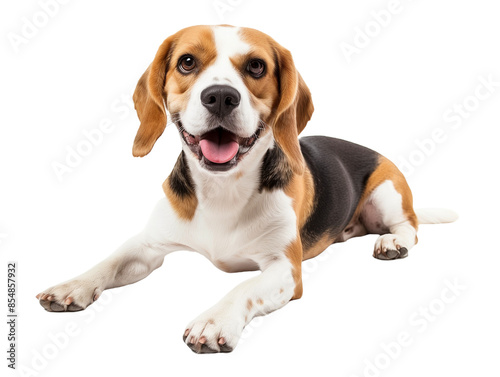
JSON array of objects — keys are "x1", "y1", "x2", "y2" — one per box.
[
  {"x1": 178, "y1": 55, "x2": 196, "y2": 74},
  {"x1": 246, "y1": 59, "x2": 266, "y2": 78}
]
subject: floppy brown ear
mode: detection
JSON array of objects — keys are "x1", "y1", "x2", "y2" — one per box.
[
  {"x1": 132, "y1": 36, "x2": 175, "y2": 157},
  {"x1": 272, "y1": 45, "x2": 314, "y2": 175}
]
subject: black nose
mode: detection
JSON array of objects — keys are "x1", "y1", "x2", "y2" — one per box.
[{"x1": 200, "y1": 85, "x2": 241, "y2": 118}]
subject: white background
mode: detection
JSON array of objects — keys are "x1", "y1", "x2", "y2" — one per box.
[{"x1": 1, "y1": 0, "x2": 499, "y2": 376}]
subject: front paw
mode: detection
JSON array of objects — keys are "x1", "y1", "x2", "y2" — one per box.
[
  {"x1": 183, "y1": 308, "x2": 244, "y2": 354},
  {"x1": 36, "y1": 279, "x2": 102, "y2": 312}
]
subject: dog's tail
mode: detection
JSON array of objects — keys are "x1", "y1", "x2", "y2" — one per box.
[{"x1": 415, "y1": 208, "x2": 459, "y2": 225}]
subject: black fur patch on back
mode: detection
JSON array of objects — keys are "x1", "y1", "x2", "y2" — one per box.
[
  {"x1": 168, "y1": 151, "x2": 196, "y2": 198},
  {"x1": 299, "y1": 136, "x2": 380, "y2": 250},
  {"x1": 259, "y1": 143, "x2": 293, "y2": 192}
]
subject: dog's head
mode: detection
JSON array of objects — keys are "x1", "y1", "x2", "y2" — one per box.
[{"x1": 132, "y1": 25, "x2": 313, "y2": 174}]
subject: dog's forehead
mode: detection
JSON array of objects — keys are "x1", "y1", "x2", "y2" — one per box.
[
  {"x1": 172, "y1": 25, "x2": 274, "y2": 61},
  {"x1": 212, "y1": 26, "x2": 250, "y2": 57},
  {"x1": 169, "y1": 25, "x2": 215, "y2": 58}
]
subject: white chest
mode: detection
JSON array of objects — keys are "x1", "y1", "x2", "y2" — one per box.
[{"x1": 151, "y1": 189, "x2": 297, "y2": 272}]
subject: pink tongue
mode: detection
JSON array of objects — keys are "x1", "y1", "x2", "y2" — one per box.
[{"x1": 199, "y1": 129, "x2": 239, "y2": 164}]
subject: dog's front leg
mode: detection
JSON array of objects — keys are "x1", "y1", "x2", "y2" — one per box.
[
  {"x1": 37, "y1": 199, "x2": 182, "y2": 312},
  {"x1": 183, "y1": 255, "x2": 301, "y2": 354},
  {"x1": 36, "y1": 233, "x2": 175, "y2": 312}
]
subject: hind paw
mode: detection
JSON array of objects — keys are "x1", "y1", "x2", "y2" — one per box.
[{"x1": 373, "y1": 234, "x2": 409, "y2": 260}]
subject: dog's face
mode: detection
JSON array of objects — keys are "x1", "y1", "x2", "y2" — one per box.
[{"x1": 132, "y1": 25, "x2": 314, "y2": 174}]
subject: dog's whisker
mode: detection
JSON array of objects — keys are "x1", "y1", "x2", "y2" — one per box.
[{"x1": 168, "y1": 113, "x2": 181, "y2": 126}]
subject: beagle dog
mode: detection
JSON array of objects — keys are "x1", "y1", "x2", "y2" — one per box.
[{"x1": 37, "y1": 25, "x2": 457, "y2": 353}]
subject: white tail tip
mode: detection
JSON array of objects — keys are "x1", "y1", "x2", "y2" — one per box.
[{"x1": 415, "y1": 208, "x2": 459, "y2": 225}]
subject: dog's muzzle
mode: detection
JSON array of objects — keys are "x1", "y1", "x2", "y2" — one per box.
[
  {"x1": 179, "y1": 84, "x2": 263, "y2": 172},
  {"x1": 180, "y1": 125, "x2": 262, "y2": 172}
]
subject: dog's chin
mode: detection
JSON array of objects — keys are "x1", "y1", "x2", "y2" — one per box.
[{"x1": 178, "y1": 123, "x2": 263, "y2": 173}]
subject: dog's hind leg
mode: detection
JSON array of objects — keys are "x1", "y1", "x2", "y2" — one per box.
[{"x1": 360, "y1": 176, "x2": 419, "y2": 261}]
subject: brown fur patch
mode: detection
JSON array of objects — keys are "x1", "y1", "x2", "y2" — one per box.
[
  {"x1": 302, "y1": 232, "x2": 334, "y2": 261},
  {"x1": 284, "y1": 238, "x2": 303, "y2": 300},
  {"x1": 162, "y1": 152, "x2": 198, "y2": 221},
  {"x1": 133, "y1": 46, "x2": 172, "y2": 156},
  {"x1": 284, "y1": 166, "x2": 315, "y2": 230},
  {"x1": 163, "y1": 179, "x2": 198, "y2": 221},
  {"x1": 246, "y1": 299, "x2": 253, "y2": 311},
  {"x1": 295, "y1": 74, "x2": 314, "y2": 135}
]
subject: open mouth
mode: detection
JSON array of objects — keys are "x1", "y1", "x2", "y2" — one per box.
[{"x1": 179, "y1": 124, "x2": 262, "y2": 171}]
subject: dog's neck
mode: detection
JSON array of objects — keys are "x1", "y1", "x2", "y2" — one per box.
[
  {"x1": 167, "y1": 131, "x2": 293, "y2": 219},
  {"x1": 188, "y1": 131, "x2": 273, "y2": 215}
]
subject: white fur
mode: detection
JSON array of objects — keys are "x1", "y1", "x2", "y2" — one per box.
[{"x1": 415, "y1": 208, "x2": 459, "y2": 224}]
